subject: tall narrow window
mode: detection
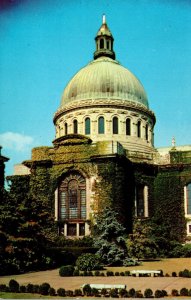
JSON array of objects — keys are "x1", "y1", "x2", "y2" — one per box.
[
  {"x1": 100, "y1": 38, "x2": 104, "y2": 49},
  {"x1": 145, "y1": 124, "x2": 148, "y2": 141},
  {"x1": 73, "y1": 120, "x2": 78, "y2": 134},
  {"x1": 135, "y1": 185, "x2": 144, "y2": 217},
  {"x1": 65, "y1": 123, "x2": 68, "y2": 135},
  {"x1": 85, "y1": 117, "x2": 90, "y2": 135},
  {"x1": 126, "y1": 118, "x2": 131, "y2": 136},
  {"x1": 186, "y1": 183, "x2": 191, "y2": 214},
  {"x1": 113, "y1": 117, "x2": 118, "y2": 134},
  {"x1": 98, "y1": 116, "x2": 104, "y2": 134},
  {"x1": 137, "y1": 121, "x2": 141, "y2": 138},
  {"x1": 107, "y1": 40, "x2": 110, "y2": 50}
]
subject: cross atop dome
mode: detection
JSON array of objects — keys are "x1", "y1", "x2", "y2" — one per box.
[{"x1": 94, "y1": 15, "x2": 116, "y2": 60}]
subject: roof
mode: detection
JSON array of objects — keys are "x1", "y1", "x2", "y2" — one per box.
[{"x1": 60, "y1": 56, "x2": 149, "y2": 109}]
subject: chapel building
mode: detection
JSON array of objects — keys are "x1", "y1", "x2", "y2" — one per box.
[{"x1": 14, "y1": 17, "x2": 191, "y2": 241}]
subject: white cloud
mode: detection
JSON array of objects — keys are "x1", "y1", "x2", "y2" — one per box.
[{"x1": 0, "y1": 132, "x2": 34, "y2": 152}]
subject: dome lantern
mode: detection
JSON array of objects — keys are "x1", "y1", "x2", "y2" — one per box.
[{"x1": 94, "y1": 15, "x2": 116, "y2": 60}]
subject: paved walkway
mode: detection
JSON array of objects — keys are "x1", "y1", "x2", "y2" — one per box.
[{"x1": 1, "y1": 269, "x2": 191, "y2": 294}]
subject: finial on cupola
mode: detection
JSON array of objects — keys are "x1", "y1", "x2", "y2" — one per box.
[{"x1": 102, "y1": 14, "x2": 106, "y2": 24}]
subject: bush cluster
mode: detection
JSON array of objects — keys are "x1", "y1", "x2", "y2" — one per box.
[{"x1": 1, "y1": 279, "x2": 191, "y2": 298}]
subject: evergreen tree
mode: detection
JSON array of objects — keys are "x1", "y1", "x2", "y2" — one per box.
[
  {"x1": 127, "y1": 219, "x2": 158, "y2": 260},
  {"x1": 92, "y1": 207, "x2": 127, "y2": 265}
]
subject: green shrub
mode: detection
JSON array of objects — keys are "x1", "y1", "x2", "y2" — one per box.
[
  {"x1": 180, "y1": 287, "x2": 188, "y2": 296},
  {"x1": 73, "y1": 269, "x2": 79, "y2": 276},
  {"x1": 110, "y1": 288, "x2": 118, "y2": 298},
  {"x1": 66, "y1": 290, "x2": 73, "y2": 297},
  {"x1": 172, "y1": 271, "x2": 177, "y2": 277},
  {"x1": 94, "y1": 270, "x2": 100, "y2": 276},
  {"x1": 115, "y1": 271, "x2": 119, "y2": 276},
  {"x1": 154, "y1": 289, "x2": 163, "y2": 298},
  {"x1": 120, "y1": 271, "x2": 125, "y2": 276},
  {"x1": 92, "y1": 288, "x2": 99, "y2": 296},
  {"x1": 57, "y1": 288, "x2": 65, "y2": 297},
  {"x1": 100, "y1": 272, "x2": 105, "y2": 276},
  {"x1": 82, "y1": 284, "x2": 91, "y2": 296},
  {"x1": 144, "y1": 288, "x2": 153, "y2": 298},
  {"x1": 39, "y1": 282, "x2": 50, "y2": 295},
  {"x1": 119, "y1": 288, "x2": 128, "y2": 297},
  {"x1": 74, "y1": 289, "x2": 82, "y2": 296},
  {"x1": 59, "y1": 265, "x2": 74, "y2": 277},
  {"x1": 129, "y1": 288, "x2": 136, "y2": 297},
  {"x1": 179, "y1": 270, "x2": 183, "y2": 277},
  {"x1": 33, "y1": 284, "x2": 40, "y2": 293},
  {"x1": 171, "y1": 289, "x2": 179, "y2": 296},
  {"x1": 19, "y1": 285, "x2": 26, "y2": 293},
  {"x1": 87, "y1": 271, "x2": 93, "y2": 276},
  {"x1": 9, "y1": 279, "x2": 20, "y2": 293},
  {"x1": 124, "y1": 270, "x2": 130, "y2": 276},
  {"x1": 161, "y1": 290, "x2": 167, "y2": 297},
  {"x1": 0, "y1": 284, "x2": 7, "y2": 292},
  {"x1": 75, "y1": 253, "x2": 102, "y2": 271},
  {"x1": 106, "y1": 270, "x2": 114, "y2": 276},
  {"x1": 83, "y1": 270, "x2": 88, "y2": 276},
  {"x1": 135, "y1": 290, "x2": 143, "y2": 298},
  {"x1": 101, "y1": 288, "x2": 107, "y2": 296},
  {"x1": 189, "y1": 289, "x2": 191, "y2": 296},
  {"x1": 49, "y1": 287, "x2": 56, "y2": 296},
  {"x1": 182, "y1": 269, "x2": 190, "y2": 277},
  {"x1": 26, "y1": 283, "x2": 34, "y2": 293}
]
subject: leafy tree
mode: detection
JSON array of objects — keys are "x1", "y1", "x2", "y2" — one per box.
[
  {"x1": 126, "y1": 219, "x2": 158, "y2": 260},
  {"x1": 0, "y1": 175, "x2": 55, "y2": 274},
  {"x1": 92, "y1": 207, "x2": 127, "y2": 265}
]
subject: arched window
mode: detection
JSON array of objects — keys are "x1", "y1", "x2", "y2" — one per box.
[
  {"x1": 113, "y1": 117, "x2": 118, "y2": 134},
  {"x1": 59, "y1": 173, "x2": 86, "y2": 220},
  {"x1": 137, "y1": 120, "x2": 141, "y2": 138},
  {"x1": 98, "y1": 116, "x2": 104, "y2": 134},
  {"x1": 145, "y1": 124, "x2": 148, "y2": 141},
  {"x1": 186, "y1": 183, "x2": 191, "y2": 214},
  {"x1": 85, "y1": 117, "x2": 90, "y2": 135},
  {"x1": 126, "y1": 118, "x2": 131, "y2": 136},
  {"x1": 65, "y1": 123, "x2": 68, "y2": 135},
  {"x1": 73, "y1": 120, "x2": 78, "y2": 134},
  {"x1": 100, "y1": 38, "x2": 104, "y2": 49}
]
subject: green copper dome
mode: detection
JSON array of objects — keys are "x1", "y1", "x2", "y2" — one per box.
[
  {"x1": 60, "y1": 57, "x2": 149, "y2": 108},
  {"x1": 60, "y1": 16, "x2": 149, "y2": 109}
]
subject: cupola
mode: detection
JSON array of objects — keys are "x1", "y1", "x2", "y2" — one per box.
[{"x1": 94, "y1": 14, "x2": 115, "y2": 60}]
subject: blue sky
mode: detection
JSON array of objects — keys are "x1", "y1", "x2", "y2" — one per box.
[{"x1": 0, "y1": 0, "x2": 191, "y2": 176}]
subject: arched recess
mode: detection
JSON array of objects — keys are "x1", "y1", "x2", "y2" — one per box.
[
  {"x1": 137, "y1": 120, "x2": 141, "y2": 138},
  {"x1": 113, "y1": 116, "x2": 118, "y2": 134},
  {"x1": 57, "y1": 172, "x2": 87, "y2": 236},
  {"x1": 73, "y1": 119, "x2": 78, "y2": 134},
  {"x1": 98, "y1": 116, "x2": 105, "y2": 134},
  {"x1": 126, "y1": 118, "x2": 131, "y2": 136},
  {"x1": 85, "y1": 117, "x2": 91, "y2": 135}
]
